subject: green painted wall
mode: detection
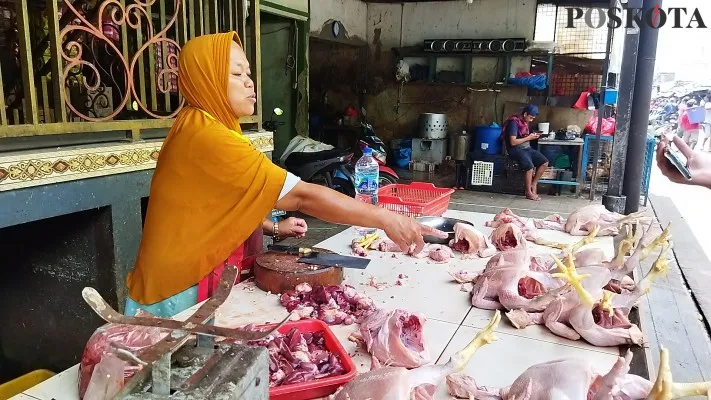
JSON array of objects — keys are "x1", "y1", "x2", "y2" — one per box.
[{"x1": 261, "y1": 14, "x2": 300, "y2": 159}]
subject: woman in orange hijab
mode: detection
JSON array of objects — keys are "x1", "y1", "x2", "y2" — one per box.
[{"x1": 124, "y1": 32, "x2": 441, "y2": 317}]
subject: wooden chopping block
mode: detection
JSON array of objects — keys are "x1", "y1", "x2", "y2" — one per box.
[{"x1": 254, "y1": 251, "x2": 344, "y2": 294}]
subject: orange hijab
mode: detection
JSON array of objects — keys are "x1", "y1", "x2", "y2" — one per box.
[{"x1": 127, "y1": 32, "x2": 287, "y2": 305}]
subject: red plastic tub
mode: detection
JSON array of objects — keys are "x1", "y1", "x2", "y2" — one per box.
[
  {"x1": 378, "y1": 182, "x2": 455, "y2": 217},
  {"x1": 255, "y1": 319, "x2": 357, "y2": 400}
]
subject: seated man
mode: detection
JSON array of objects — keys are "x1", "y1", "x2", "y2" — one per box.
[{"x1": 502, "y1": 104, "x2": 548, "y2": 201}]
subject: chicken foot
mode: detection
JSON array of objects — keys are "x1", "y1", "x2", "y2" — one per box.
[
  {"x1": 611, "y1": 243, "x2": 672, "y2": 313},
  {"x1": 647, "y1": 347, "x2": 711, "y2": 399}
]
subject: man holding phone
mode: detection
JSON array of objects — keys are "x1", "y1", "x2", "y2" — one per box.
[{"x1": 502, "y1": 104, "x2": 549, "y2": 201}]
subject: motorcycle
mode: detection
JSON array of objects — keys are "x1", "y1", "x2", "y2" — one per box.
[
  {"x1": 267, "y1": 108, "x2": 354, "y2": 190},
  {"x1": 332, "y1": 122, "x2": 400, "y2": 197}
]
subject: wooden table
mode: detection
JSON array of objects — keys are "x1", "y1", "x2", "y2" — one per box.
[{"x1": 11, "y1": 210, "x2": 621, "y2": 400}]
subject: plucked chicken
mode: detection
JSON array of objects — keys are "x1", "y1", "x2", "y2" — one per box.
[
  {"x1": 446, "y1": 347, "x2": 711, "y2": 400},
  {"x1": 534, "y1": 204, "x2": 649, "y2": 236},
  {"x1": 333, "y1": 312, "x2": 501, "y2": 400}
]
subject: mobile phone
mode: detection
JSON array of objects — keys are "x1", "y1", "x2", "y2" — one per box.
[{"x1": 664, "y1": 147, "x2": 692, "y2": 180}]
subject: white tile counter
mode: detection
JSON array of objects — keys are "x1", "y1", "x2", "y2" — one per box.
[{"x1": 12, "y1": 210, "x2": 624, "y2": 400}]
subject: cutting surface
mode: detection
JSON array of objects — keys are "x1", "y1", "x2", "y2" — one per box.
[
  {"x1": 253, "y1": 251, "x2": 345, "y2": 294},
  {"x1": 13, "y1": 210, "x2": 623, "y2": 400}
]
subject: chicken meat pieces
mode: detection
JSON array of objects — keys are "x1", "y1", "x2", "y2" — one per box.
[
  {"x1": 534, "y1": 204, "x2": 648, "y2": 236},
  {"x1": 449, "y1": 223, "x2": 497, "y2": 258},
  {"x1": 471, "y1": 249, "x2": 569, "y2": 312},
  {"x1": 353, "y1": 309, "x2": 431, "y2": 369},
  {"x1": 334, "y1": 312, "x2": 501, "y2": 400},
  {"x1": 490, "y1": 223, "x2": 527, "y2": 251},
  {"x1": 414, "y1": 244, "x2": 455, "y2": 263}
]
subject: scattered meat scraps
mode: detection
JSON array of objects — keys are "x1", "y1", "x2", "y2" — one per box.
[
  {"x1": 351, "y1": 309, "x2": 430, "y2": 369},
  {"x1": 449, "y1": 270, "x2": 479, "y2": 284},
  {"x1": 248, "y1": 328, "x2": 345, "y2": 387},
  {"x1": 365, "y1": 276, "x2": 390, "y2": 291},
  {"x1": 376, "y1": 239, "x2": 404, "y2": 252},
  {"x1": 415, "y1": 244, "x2": 455, "y2": 263},
  {"x1": 280, "y1": 283, "x2": 376, "y2": 325}
]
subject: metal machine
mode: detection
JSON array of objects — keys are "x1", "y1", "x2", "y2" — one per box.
[{"x1": 82, "y1": 266, "x2": 289, "y2": 399}]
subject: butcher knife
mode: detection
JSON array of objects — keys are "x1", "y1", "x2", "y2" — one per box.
[{"x1": 267, "y1": 244, "x2": 370, "y2": 269}]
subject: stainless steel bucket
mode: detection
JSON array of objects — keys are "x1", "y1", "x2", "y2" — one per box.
[
  {"x1": 449, "y1": 132, "x2": 471, "y2": 161},
  {"x1": 417, "y1": 113, "x2": 448, "y2": 139}
]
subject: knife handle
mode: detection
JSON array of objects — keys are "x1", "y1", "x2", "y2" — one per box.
[{"x1": 268, "y1": 244, "x2": 312, "y2": 256}]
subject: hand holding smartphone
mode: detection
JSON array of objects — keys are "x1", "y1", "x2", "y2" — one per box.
[{"x1": 664, "y1": 146, "x2": 692, "y2": 180}]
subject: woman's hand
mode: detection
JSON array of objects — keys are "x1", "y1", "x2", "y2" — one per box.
[
  {"x1": 656, "y1": 135, "x2": 711, "y2": 189},
  {"x1": 279, "y1": 217, "x2": 308, "y2": 239},
  {"x1": 383, "y1": 214, "x2": 448, "y2": 255}
]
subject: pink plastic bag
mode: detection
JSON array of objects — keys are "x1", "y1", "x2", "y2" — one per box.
[
  {"x1": 585, "y1": 110, "x2": 616, "y2": 136},
  {"x1": 78, "y1": 310, "x2": 167, "y2": 399},
  {"x1": 83, "y1": 354, "x2": 125, "y2": 400}
]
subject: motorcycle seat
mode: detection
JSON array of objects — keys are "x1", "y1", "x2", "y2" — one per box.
[{"x1": 285, "y1": 149, "x2": 351, "y2": 167}]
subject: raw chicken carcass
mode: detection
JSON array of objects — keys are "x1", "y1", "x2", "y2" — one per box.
[
  {"x1": 471, "y1": 249, "x2": 570, "y2": 312},
  {"x1": 490, "y1": 223, "x2": 527, "y2": 251},
  {"x1": 550, "y1": 252, "x2": 668, "y2": 347},
  {"x1": 352, "y1": 309, "x2": 430, "y2": 368},
  {"x1": 486, "y1": 208, "x2": 570, "y2": 250},
  {"x1": 507, "y1": 243, "x2": 670, "y2": 344},
  {"x1": 449, "y1": 223, "x2": 497, "y2": 258},
  {"x1": 333, "y1": 312, "x2": 501, "y2": 400},
  {"x1": 534, "y1": 204, "x2": 648, "y2": 236},
  {"x1": 446, "y1": 347, "x2": 711, "y2": 400}
]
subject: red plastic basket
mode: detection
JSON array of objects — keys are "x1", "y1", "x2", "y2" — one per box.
[
  {"x1": 377, "y1": 182, "x2": 455, "y2": 217},
  {"x1": 256, "y1": 319, "x2": 357, "y2": 400}
]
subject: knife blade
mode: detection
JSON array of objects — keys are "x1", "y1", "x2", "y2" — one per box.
[{"x1": 267, "y1": 244, "x2": 370, "y2": 269}]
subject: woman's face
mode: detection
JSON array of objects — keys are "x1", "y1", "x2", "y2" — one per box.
[{"x1": 227, "y1": 42, "x2": 256, "y2": 117}]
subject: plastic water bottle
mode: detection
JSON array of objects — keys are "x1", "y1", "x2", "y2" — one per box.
[{"x1": 354, "y1": 147, "x2": 380, "y2": 235}]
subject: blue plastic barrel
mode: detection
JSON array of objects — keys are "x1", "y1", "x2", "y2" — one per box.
[{"x1": 474, "y1": 124, "x2": 502, "y2": 155}]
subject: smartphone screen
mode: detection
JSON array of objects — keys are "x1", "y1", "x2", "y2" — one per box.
[{"x1": 664, "y1": 147, "x2": 692, "y2": 180}]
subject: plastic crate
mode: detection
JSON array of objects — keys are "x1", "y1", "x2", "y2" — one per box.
[
  {"x1": 378, "y1": 182, "x2": 454, "y2": 217},
  {"x1": 0, "y1": 369, "x2": 55, "y2": 399},
  {"x1": 470, "y1": 161, "x2": 494, "y2": 186},
  {"x1": 256, "y1": 319, "x2": 357, "y2": 400}
]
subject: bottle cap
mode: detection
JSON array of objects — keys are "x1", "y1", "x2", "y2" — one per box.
[{"x1": 363, "y1": 146, "x2": 372, "y2": 154}]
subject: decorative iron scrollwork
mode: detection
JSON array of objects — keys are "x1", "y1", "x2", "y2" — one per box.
[{"x1": 60, "y1": 0, "x2": 184, "y2": 121}]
